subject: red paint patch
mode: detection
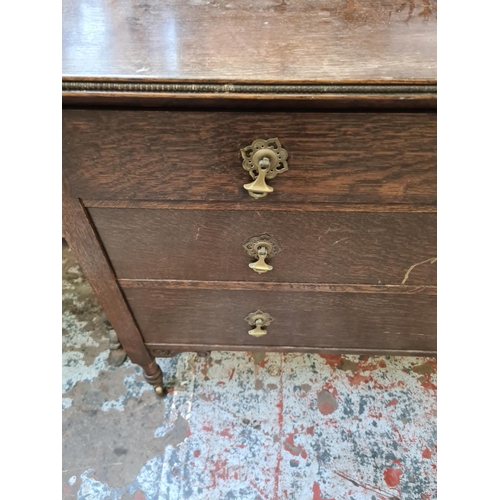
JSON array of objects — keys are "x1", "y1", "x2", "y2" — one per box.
[
  {"x1": 318, "y1": 402, "x2": 335, "y2": 415},
  {"x1": 134, "y1": 492, "x2": 146, "y2": 500},
  {"x1": 422, "y1": 448, "x2": 432, "y2": 459},
  {"x1": 202, "y1": 424, "x2": 214, "y2": 432},
  {"x1": 393, "y1": 426, "x2": 404, "y2": 443},
  {"x1": 425, "y1": 358, "x2": 437, "y2": 371},
  {"x1": 320, "y1": 354, "x2": 343, "y2": 369},
  {"x1": 368, "y1": 379, "x2": 387, "y2": 390},
  {"x1": 284, "y1": 433, "x2": 299, "y2": 456},
  {"x1": 379, "y1": 360, "x2": 387, "y2": 368},
  {"x1": 312, "y1": 481, "x2": 335, "y2": 500},
  {"x1": 306, "y1": 425, "x2": 315, "y2": 436},
  {"x1": 284, "y1": 432, "x2": 306, "y2": 458},
  {"x1": 348, "y1": 373, "x2": 372, "y2": 386},
  {"x1": 393, "y1": 459, "x2": 402, "y2": 466},
  {"x1": 228, "y1": 368, "x2": 235, "y2": 381},
  {"x1": 356, "y1": 361, "x2": 378, "y2": 372},
  {"x1": 322, "y1": 382, "x2": 340, "y2": 397},
  {"x1": 213, "y1": 458, "x2": 228, "y2": 479},
  {"x1": 384, "y1": 467, "x2": 403, "y2": 487},
  {"x1": 198, "y1": 392, "x2": 212, "y2": 402},
  {"x1": 419, "y1": 375, "x2": 437, "y2": 391},
  {"x1": 220, "y1": 428, "x2": 234, "y2": 438},
  {"x1": 312, "y1": 482, "x2": 322, "y2": 500},
  {"x1": 193, "y1": 449, "x2": 201, "y2": 458},
  {"x1": 386, "y1": 398, "x2": 398, "y2": 407}
]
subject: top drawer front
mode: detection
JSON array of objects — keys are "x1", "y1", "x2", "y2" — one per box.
[{"x1": 63, "y1": 110, "x2": 436, "y2": 205}]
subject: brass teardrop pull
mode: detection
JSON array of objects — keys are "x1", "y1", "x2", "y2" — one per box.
[
  {"x1": 243, "y1": 157, "x2": 274, "y2": 198},
  {"x1": 243, "y1": 235, "x2": 281, "y2": 275},
  {"x1": 249, "y1": 246, "x2": 273, "y2": 274},
  {"x1": 245, "y1": 310, "x2": 274, "y2": 337},
  {"x1": 240, "y1": 138, "x2": 289, "y2": 199}
]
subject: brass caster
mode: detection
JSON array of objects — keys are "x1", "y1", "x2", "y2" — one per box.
[{"x1": 154, "y1": 385, "x2": 164, "y2": 396}]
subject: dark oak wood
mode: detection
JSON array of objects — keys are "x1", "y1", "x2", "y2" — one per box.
[
  {"x1": 119, "y1": 280, "x2": 436, "y2": 295},
  {"x1": 63, "y1": 110, "x2": 436, "y2": 205},
  {"x1": 63, "y1": 176, "x2": 164, "y2": 389},
  {"x1": 122, "y1": 287, "x2": 436, "y2": 352},
  {"x1": 89, "y1": 208, "x2": 437, "y2": 285},
  {"x1": 84, "y1": 200, "x2": 436, "y2": 212},
  {"x1": 62, "y1": 0, "x2": 436, "y2": 84},
  {"x1": 62, "y1": 0, "x2": 437, "y2": 381}
]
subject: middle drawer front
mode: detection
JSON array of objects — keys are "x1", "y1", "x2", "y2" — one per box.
[{"x1": 90, "y1": 208, "x2": 436, "y2": 285}]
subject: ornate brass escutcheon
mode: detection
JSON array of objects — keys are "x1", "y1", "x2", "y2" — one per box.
[
  {"x1": 243, "y1": 234, "x2": 280, "y2": 274},
  {"x1": 245, "y1": 310, "x2": 274, "y2": 337},
  {"x1": 240, "y1": 138, "x2": 289, "y2": 199}
]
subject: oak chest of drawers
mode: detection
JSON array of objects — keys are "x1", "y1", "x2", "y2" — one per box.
[{"x1": 62, "y1": 0, "x2": 437, "y2": 393}]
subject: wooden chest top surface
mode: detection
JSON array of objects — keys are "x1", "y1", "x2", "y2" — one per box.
[{"x1": 62, "y1": 0, "x2": 436, "y2": 84}]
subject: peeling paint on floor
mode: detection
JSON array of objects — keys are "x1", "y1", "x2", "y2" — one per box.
[{"x1": 62, "y1": 242, "x2": 437, "y2": 500}]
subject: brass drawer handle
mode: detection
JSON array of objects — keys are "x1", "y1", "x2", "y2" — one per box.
[
  {"x1": 240, "y1": 138, "x2": 289, "y2": 199},
  {"x1": 243, "y1": 235, "x2": 280, "y2": 274},
  {"x1": 245, "y1": 310, "x2": 274, "y2": 337},
  {"x1": 250, "y1": 246, "x2": 273, "y2": 274}
]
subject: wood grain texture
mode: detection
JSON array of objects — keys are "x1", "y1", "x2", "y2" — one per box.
[
  {"x1": 83, "y1": 200, "x2": 436, "y2": 212},
  {"x1": 119, "y1": 280, "x2": 436, "y2": 295},
  {"x1": 89, "y1": 208, "x2": 437, "y2": 285},
  {"x1": 61, "y1": 0, "x2": 438, "y2": 374},
  {"x1": 123, "y1": 287, "x2": 436, "y2": 351},
  {"x1": 63, "y1": 110, "x2": 436, "y2": 205},
  {"x1": 62, "y1": 176, "x2": 154, "y2": 366},
  {"x1": 62, "y1": 0, "x2": 436, "y2": 83}
]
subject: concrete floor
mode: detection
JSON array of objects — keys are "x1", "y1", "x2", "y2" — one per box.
[{"x1": 62, "y1": 242, "x2": 437, "y2": 500}]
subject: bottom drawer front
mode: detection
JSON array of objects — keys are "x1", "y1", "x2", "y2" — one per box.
[{"x1": 123, "y1": 288, "x2": 436, "y2": 352}]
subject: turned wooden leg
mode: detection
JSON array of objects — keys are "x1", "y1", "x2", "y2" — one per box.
[
  {"x1": 142, "y1": 360, "x2": 164, "y2": 395},
  {"x1": 107, "y1": 328, "x2": 127, "y2": 367}
]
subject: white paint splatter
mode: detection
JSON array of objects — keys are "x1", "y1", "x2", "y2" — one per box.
[
  {"x1": 62, "y1": 397, "x2": 73, "y2": 410},
  {"x1": 62, "y1": 351, "x2": 109, "y2": 393},
  {"x1": 100, "y1": 370, "x2": 150, "y2": 412},
  {"x1": 62, "y1": 317, "x2": 101, "y2": 349}
]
